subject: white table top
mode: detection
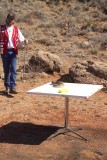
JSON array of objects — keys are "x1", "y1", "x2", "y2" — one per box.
[{"x1": 27, "y1": 82, "x2": 103, "y2": 98}]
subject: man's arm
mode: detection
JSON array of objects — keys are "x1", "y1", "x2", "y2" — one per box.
[{"x1": 18, "y1": 28, "x2": 28, "y2": 45}]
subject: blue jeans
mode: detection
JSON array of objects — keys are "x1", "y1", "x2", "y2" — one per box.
[{"x1": 1, "y1": 49, "x2": 17, "y2": 89}]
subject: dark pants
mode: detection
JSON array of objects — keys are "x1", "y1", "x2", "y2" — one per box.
[{"x1": 1, "y1": 49, "x2": 17, "y2": 89}]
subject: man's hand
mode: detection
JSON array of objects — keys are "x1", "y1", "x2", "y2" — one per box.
[
  {"x1": 24, "y1": 39, "x2": 28, "y2": 45},
  {"x1": 0, "y1": 48, "x2": 3, "y2": 54}
]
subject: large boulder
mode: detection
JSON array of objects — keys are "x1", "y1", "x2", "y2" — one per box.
[
  {"x1": 28, "y1": 50, "x2": 63, "y2": 74},
  {"x1": 79, "y1": 149, "x2": 103, "y2": 160},
  {"x1": 69, "y1": 61, "x2": 107, "y2": 87}
]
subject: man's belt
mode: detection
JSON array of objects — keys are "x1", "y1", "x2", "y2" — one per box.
[{"x1": 7, "y1": 48, "x2": 15, "y2": 51}]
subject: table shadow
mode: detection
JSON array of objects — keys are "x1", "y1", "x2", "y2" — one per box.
[{"x1": 0, "y1": 121, "x2": 59, "y2": 145}]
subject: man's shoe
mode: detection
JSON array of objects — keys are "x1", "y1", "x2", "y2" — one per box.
[
  {"x1": 10, "y1": 88, "x2": 17, "y2": 94},
  {"x1": 4, "y1": 87, "x2": 10, "y2": 95}
]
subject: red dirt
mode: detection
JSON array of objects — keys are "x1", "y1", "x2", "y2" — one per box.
[{"x1": 0, "y1": 74, "x2": 107, "y2": 160}]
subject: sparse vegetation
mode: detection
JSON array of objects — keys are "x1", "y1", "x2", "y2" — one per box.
[{"x1": 0, "y1": 0, "x2": 107, "y2": 73}]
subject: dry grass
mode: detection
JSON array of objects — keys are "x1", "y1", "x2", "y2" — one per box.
[{"x1": 0, "y1": 0, "x2": 107, "y2": 72}]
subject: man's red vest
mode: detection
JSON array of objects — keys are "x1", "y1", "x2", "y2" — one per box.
[{"x1": 0, "y1": 25, "x2": 18, "y2": 54}]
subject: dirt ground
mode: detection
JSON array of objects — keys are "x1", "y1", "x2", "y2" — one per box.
[
  {"x1": 0, "y1": 73, "x2": 107, "y2": 160},
  {"x1": 0, "y1": 1, "x2": 107, "y2": 159}
]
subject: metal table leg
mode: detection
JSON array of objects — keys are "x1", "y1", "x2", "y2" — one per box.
[{"x1": 47, "y1": 97, "x2": 87, "y2": 141}]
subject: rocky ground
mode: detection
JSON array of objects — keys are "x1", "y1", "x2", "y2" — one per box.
[{"x1": 0, "y1": 0, "x2": 107, "y2": 160}]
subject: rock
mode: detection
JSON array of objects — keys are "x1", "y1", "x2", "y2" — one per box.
[
  {"x1": 28, "y1": 50, "x2": 63, "y2": 74},
  {"x1": 87, "y1": 61, "x2": 107, "y2": 80},
  {"x1": 69, "y1": 61, "x2": 107, "y2": 87},
  {"x1": 79, "y1": 150, "x2": 103, "y2": 160}
]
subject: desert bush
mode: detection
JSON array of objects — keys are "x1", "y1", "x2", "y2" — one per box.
[
  {"x1": 101, "y1": 6, "x2": 107, "y2": 15},
  {"x1": 76, "y1": 41, "x2": 93, "y2": 49},
  {"x1": 88, "y1": 48, "x2": 98, "y2": 55},
  {"x1": 44, "y1": 27, "x2": 59, "y2": 37},
  {"x1": 35, "y1": 38, "x2": 56, "y2": 46},
  {"x1": 42, "y1": 0, "x2": 71, "y2": 5},
  {"x1": 17, "y1": 10, "x2": 45, "y2": 24},
  {"x1": 0, "y1": 1, "x2": 14, "y2": 24},
  {"x1": 88, "y1": 33, "x2": 107, "y2": 51},
  {"x1": 81, "y1": 18, "x2": 93, "y2": 31},
  {"x1": 88, "y1": 33, "x2": 107, "y2": 44},
  {"x1": 78, "y1": 0, "x2": 103, "y2": 4},
  {"x1": 92, "y1": 23, "x2": 107, "y2": 33},
  {"x1": 69, "y1": 4, "x2": 84, "y2": 16},
  {"x1": 0, "y1": 11, "x2": 6, "y2": 24},
  {"x1": 38, "y1": 21, "x2": 55, "y2": 28}
]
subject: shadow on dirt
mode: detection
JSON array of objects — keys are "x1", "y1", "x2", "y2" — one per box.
[
  {"x1": 0, "y1": 122, "x2": 59, "y2": 145},
  {"x1": 0, "y1": 91, "x2": 14, "y2": 98}
]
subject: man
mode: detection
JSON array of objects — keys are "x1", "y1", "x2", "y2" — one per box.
[{"x1": 0, "y1": 13, "x2": 28, "y2": 95}]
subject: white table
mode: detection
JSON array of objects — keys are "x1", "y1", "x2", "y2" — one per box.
[{"x1": 27, "y1": 82, "x2": 103, "y2": 141}]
